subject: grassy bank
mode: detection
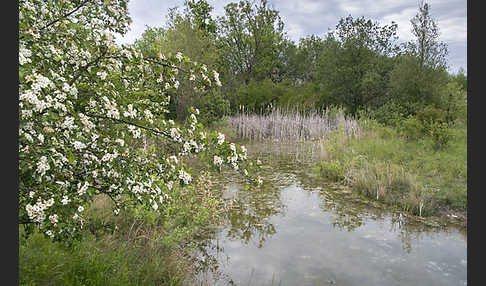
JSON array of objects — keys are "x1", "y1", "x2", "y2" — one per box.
[
  {"x1": 316, "y1": 118, "x2": 466, "y2": 220},
  {"x1": 19, "y1": 173, "x2": 224, "y2": 286}
]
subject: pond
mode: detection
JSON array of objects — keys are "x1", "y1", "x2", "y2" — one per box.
[{"x1": 193, "y1": 142, "x2": 467, "y2": 286}]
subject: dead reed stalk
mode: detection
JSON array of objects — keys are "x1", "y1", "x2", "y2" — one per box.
[{"x1": 226, "y1": 107, "x2": 360, "y2": 142}]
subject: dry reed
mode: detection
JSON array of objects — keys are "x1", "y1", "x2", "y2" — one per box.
[{"x1": 226, "y1": 107, "x2": 360, "y2": 141}]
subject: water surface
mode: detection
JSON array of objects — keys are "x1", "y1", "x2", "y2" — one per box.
[{"x1": 195, "y1": 142, "x2": 467, "y2": 286}]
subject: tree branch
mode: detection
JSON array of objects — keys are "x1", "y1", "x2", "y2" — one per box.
[
  {"x1": 69, "y1": 48, "x2": 108, "y2": 86},
  {"x1": 40, "y1": 0, "x2": 92, "y2": 32},
  {"x1": 86, "y1": 113, "x2": 172, "y2": 139}
]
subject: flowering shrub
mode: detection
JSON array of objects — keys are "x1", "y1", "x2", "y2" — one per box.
[{"x1": 19, "y1": 0, "x2": 258, "y2": 241}]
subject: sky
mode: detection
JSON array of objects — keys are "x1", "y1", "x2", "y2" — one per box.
[{"x1": 115, "y1": 0, "x2": 467, "y2": 74}]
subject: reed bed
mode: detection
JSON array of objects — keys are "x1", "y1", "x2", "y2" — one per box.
[{"x1": 226, "y1": 107, "x2": 360, "y2": 141}]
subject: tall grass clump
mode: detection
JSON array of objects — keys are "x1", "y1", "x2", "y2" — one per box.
[{"x1": 226, "y1": 106, "x2": 360, "y2": 141}]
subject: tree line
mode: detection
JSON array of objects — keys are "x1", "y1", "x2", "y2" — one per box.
[{"x1": 133, "y1": 0, "x2": 467, "y2": 127}]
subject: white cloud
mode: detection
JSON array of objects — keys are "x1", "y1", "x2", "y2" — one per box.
[
  {"x1": 437, "y1": 17, "x2": 467, "y2": 43},
  {"x1": 381, "y1": 7, "x2": 418, "y2": 42},
  {"x1": 338, "y1": 0, "x2": 409, "y2": 17}
]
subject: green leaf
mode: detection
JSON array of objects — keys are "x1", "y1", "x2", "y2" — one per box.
[{"x1": 68, "y1": 151, "x2": 75, "y2": 165}]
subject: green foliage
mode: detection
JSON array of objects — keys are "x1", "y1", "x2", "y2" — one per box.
[
  {"x1": 133, "y1": 1, "x2": 222, "y2": 121},
  {"x1": 20, "y1": 222, "x2": 185, "y2": 286},
  {"x1": 316, "y1": 15, "x2": 399, "y2": 116},
  {"x1": 132, "y1": 26, "x2": 167, "y2": 58},
  {"x1": 442, "y1": 81, "x2": 467, "y2": 124},
  {"x1": 234, "y1": 79, "x2": 281, "y2": 113},
  {"x1": 407, "y1": 0, "x2": 448, "y2": 70},
  {"x1": 413, "y1": 107, "x2": 451, "y2": 149},
  {"x1": 416, "y1": 105, "x2": 447, "y2": 124},
  {"x1": 185, "y1": 0, "x2": 217, "y2": 34},
  {"x1": 198, "y1": 90, "x2": 231, "y2": 125},
  {"x1": 449, "y1": 67, "x2": 467, "y2": 91},
  {"x1": 368, "y1": 100, "x2": 410, "y2": 126},
  {"x1": 318, "y1": 160, "x2": 346, "y2": 181},
  {"x1": 399, "y1": 115, "x2": 425, "y2": 140},
  {"x1": 285, "y1": 35, "x2": 325, "y2": 82},
  {"x1": 388, "y1": 54, "x2": 449, "y2": 114},
  {"x1": 275, "y1": 81, "x2": 330, "y2": 110},
  {"x1": 20, "y1": 170, "x2": 225, "y2": 285},
  {"x1": 217, "y1": 0, "x2": 287, "y2": 85},
  {"x1": 427, "y1": 121, "x2": 452, "y2": 150},
  {"x1": 386, "y1": 1, "x2": 449, "y2": 119}
]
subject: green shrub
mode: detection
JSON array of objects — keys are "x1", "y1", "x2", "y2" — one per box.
[
  {"x1": 428, "y1": 121, "x2": 452, "y2": 150},
  {"x1": 416, "y1": 106, "x2": 447, "y2": 124},
  {"x1": 318, "y1": 160, "x2": 346, "y2": 181},
  {"x1": 198, "y1": 90, "x2": 230, "y2": 126},
  {"x1": 399, "y1": 115, "x2": 425, "y2": 140},
  {"x1": 369, "y1": 101, "x2": 409, "y2": 126}
]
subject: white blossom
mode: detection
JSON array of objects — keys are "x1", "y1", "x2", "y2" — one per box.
[
  {"x1": 217, "y1": 132, "x2": 225, "y2": 145},
  {"x1": 214, "y1": 155, "x2": 223, "y2": 166},
  {"x1": 175, "y1": 52, "x2": 183, "y2": 62},
  {"x1": 61, "y1": 195, "x2": 71, "y2": 205},
  {"x1": 178, "y1": 169, "x2": 192, "y2": 184},
  {"x1": 97, "y1": 71, "x2": 108, "y2": 80},
  {"x1": 36, "y1": 156, "x2": 50, "y2": 176},
  {"x1": 73, "y1": 141, "x2": 87, "y2": 150}
]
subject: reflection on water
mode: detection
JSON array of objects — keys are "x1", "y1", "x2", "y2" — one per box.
[{"x1": 192, "y1": 142, "x2": 466, "y2": 286}]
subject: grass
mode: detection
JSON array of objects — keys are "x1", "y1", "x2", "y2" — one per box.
[
  {"x1": 19, "y1": 195, "x2": 192, "y2": 286},
  {"x1": 316, "y1": 118, "x2": 467, "y2": 219}
]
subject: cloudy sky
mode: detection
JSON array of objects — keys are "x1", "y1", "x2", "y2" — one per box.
[{"x1": 115, "y1": 0, "x2": 467, "y2": 74}]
